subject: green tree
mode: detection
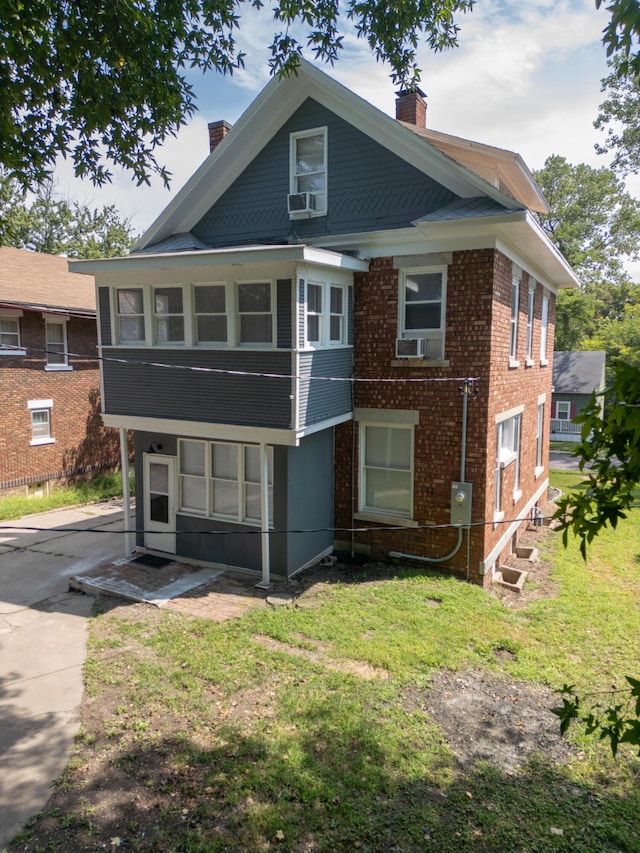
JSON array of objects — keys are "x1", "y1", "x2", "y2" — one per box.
[
  {"x1": 596, "y1": 0, "x2": 640, "y2": 76},
  {"x1": 0, "y1": 0, "x2": 473, "y2": 192},
  {"x1": 0, "y1": 1, "x2": 635, "y2": 195},
  {"x1": 553, "y1": 359, "x2": 640, "y2": 755},
  {"x1": 534, "y1": 154, "x2": 640, "y2": 287},
  {"x1": 0, "y1": 170, "x2": 136, "y2": 258},
  {"x1": 595, "y1": 58, "x2": 640, "y2": 176}
]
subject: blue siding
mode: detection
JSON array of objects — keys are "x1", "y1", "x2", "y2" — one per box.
[
  {"x1": 98, "y1": 288, "x2": 112, "y2": 346},
  {"x1": 103, "y1": 349, "x2": 293, "y2": 428},
  {"x1": 276, "y1": 279, "x2": 292, "y2": 348},
  {"x1": 285, "y1": 429, "x2": 334, "y2": 571},
  {"x1": 193, "y1": 98, "x2": 457, "y2": 247},
  {"x1": 299, "y1": 348, "x2": 352, "y2": 428}
]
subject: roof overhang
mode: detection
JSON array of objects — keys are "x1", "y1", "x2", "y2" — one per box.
[
  {"x1": 70, "y1": 244, "x2": 370, "y2": 276},
  {"x1": 0, "y1": 299, "x2": 95, "y2": 318}
]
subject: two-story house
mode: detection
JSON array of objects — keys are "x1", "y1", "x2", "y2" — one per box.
[
  {"x1": 71, "y1": 61, "x2": 579, "y2": 586},
  {"x1": 0, "y1": 247, "x2": 121, "y2": 497}
]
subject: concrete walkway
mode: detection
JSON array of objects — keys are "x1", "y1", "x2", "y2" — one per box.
[{"x1": 0, "y1": 501, "x2": 128, "y2": 848}]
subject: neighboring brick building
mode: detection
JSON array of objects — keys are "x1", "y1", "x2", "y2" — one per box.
[
  {"x1": 72, "y1": 61, "x2": 578, "y2": 586},
  {"x1": 0, "y1": 247, "x2": 121, "y2": 496}
]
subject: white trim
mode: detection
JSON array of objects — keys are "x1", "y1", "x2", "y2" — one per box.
[
  {"x1": 353, "y1": 512, "x2": 419, "y2": 528},
  {"x1": 358, "y1": 421, "x2": 415, "y2": 520},
  {"x1": 537, "y1": 392, "x2": 547, "y2": 404},
  {"x1": 482, "y1": 478, "x2": 548, "y2": 575},
  {"x1": 354, "y1": 407, "x2": 419, "y2": 425},
  {"x1": 28, "y1": 398, "x2": 54, "y2": 409},
  {"x1": 0, "y1": 308, "x2": 23, "y2": 318},
  {"x1": 42, "y1": 312, "x2": 70, "y2": 322},
  {"x1": 101, "y1": 412, "x2": 354, "y2": 446},
  {"x1": 0, "y1": 349, "x2": 26, "y2": 356},
  {"x1": 495, "y1": 403, "x2": 524, "y2": 424},
  {"x1": 290, "y1": 125, "x2": 327, "y2": 217},
  {"x1": 30, "y1": 437, "x2": 55, "y2": 447},
  {"x1": 45, "y1": 364, "x2": 73, "y2": 372}
]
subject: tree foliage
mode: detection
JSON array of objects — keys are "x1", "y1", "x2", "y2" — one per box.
[
  {"x1": 555, "y1": 359, "x2": 640, "y2": 559},
  {"x1": 0, "y1": 0, "x2": 473, "y2": 192},
  {"x1": 0, "y1": 170, "x2": 136, "y2": 258},
  {"x1": 534, "y1": 154, "x2": 640, "y2": 287},
  {"x1": 596, "y1": 0, "x2": 640, "y2": 77},
  {"x1": 595, "y1": 57, "x2": 640, "y2": 176}
]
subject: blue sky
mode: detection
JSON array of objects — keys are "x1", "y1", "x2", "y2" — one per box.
[{"x1": 55, "y1": 0, "x2": 624, "y2": 239}]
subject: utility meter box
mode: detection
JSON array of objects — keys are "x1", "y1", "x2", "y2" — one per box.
[{"x1": 450, "y1": 482, "x2": 473, "y2": 527}]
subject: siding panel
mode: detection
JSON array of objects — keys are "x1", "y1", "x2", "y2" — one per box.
[
  {"x1": 98, "y1": 287, "x2": 112, "y2": 346},
  {"x1": 299, "y1": 348, "x2": 352, "y2": 428},
  {"x1": 103, "y1": 349, "x2": 292, "y2": 427},
  {"x1": 276, "y1": 279, "x2": 292, "y2": 348},
  {"x1": 193, "y1": 99, "x2": 457, "y2": 247}
]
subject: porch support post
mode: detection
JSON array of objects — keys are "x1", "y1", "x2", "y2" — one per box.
[
  {"x1": 255, "y1": 442, "x2": 271, "y2": 589},
  {"x1": 119, "y1": 427, "x2": 134, "y2": 557}
]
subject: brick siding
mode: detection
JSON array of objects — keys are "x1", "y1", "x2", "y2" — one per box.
[
  {"x1": 334, "y1": 248, "x2": 555, "y2": 586},
  {"x1": 0, "y1": 311, "x2": 121, "y2": 494}
]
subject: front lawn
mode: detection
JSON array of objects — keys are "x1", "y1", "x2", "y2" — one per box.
[{"x1": 9, "y1": 515, "x2": 640, "y2": 852}]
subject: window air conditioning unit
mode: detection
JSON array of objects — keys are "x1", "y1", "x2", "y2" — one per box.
[
  {"x1": 287, "y1": 192, "x2": 316, "y2": 215},
  {"x1": 396, "y1": 337, "x2": 427, "y2": 359}
]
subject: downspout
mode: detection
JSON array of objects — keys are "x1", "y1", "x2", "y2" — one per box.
[
  {"x1": 119, "y1": 427, "x2": 133, "y2": 557},
  {"x1": 389, "y1": 378, "x2": 476, "y2": 566}
]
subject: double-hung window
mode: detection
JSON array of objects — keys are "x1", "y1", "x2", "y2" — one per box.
[
  {"x1": 290, "y1": 128, "x2": 327, "y2": 215},
  {"x1": 153, "y1": 286, "x2": 184, "y2": 344},
  {"x1": 536, "y1": 401, "x2": 545, "y2": 474},
  {"x1": 540, "y1": 292, "x2": 549, "y2": 364},
  {"x1": 194, "y1": 284, "x2": 227, "y2": 344},
  {"x1": 28, "y1": 399, "x2": 55, "y2": 446},
  {"x1": 0, "y1": 316, "x2": 21, "y2": 353},
  {"x1": 360, "y1": 424, "x2": 413, "y2": 518},
  {"x1": 116, "y1": 288, "x2": 145, "y2": 343},
  {"x1": 237, "y1": 282, "x2": 272, "y2": 344},
  {"x1": 525, "y1": 286, "x2": 535, "y2": 364},
  {"x1": 305, "y1": 282, "x2": 347, "y2": 347},
  {"x1": 509, "y1": 271, "x2": 520, "y2": 363},
  {"x1": 556, "y1": 401, "x2": 571, "y2": 420},
  {"x1": 44, "y1": 316, "x2": 69, "y2": 368},
  {"x1": 495, "y1": 410, "x2": 522, "y2": 515},
  {"x1": 400, "y1": 268, "x2": 446, "y2": 359}
]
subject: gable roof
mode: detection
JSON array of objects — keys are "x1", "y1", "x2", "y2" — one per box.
[
  {"x1": 402, "y1": 125, "x2": 548, "y2": 214},
  {"x1": 0, "y1": 246, "x2": 96, "y2": 315},
  {"x1": 135, "y1": 60, "x2": 530, "y2": 253},
  {"x1": 553, "y1": 351, "x2": 606, "y2": 395}
]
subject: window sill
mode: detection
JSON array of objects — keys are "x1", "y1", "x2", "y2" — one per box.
[
  {"x1": 513, "y1": 488, "x2": 523, "y2": 504},
  {"x1": 499, "y1": 451, "x2": 517, "y2": 469},
  {"x1": 540, "y1": 358, "x2": 549, "y2": 367},
  {"x1": 509, "y1": 358, "x2": 520, "y2": 369},
  {"x1": 493, "y1": 510, "x2": 505, "y2": 528},
  {"x1": 30, "y1": 437, "x2": 55, "y2": 446},
  {"x1": 45, "y1": 364, "x2": 73, "y2": 372},
  {"x1": 524, "y1": 358, "x2": 534, "y2": 368},
  {"x1": 354, "y1": 512, "x2": 418, "y2": 528},
  {"x1": 0, "y1": 349, "x2": 26, "y2": 356},
  {"x1": 535, "y1": 465, "x2": 545, "y2": 479},
  {"x1": 390, "y1": 359, "x2": 449, "y2": 368}
]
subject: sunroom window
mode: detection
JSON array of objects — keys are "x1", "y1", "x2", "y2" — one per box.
[{"x1": 154, "y1": 287, "x2": 184, "y2": 343}]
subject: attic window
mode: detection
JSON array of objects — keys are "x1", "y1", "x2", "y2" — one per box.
[{"x1": 290, "y1": 127, "x2": 327, "y2": 216}]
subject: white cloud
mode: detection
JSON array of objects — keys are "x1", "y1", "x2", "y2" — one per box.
[{"x1": 52, "y1": 0, "x2": 620, "y2": 240}]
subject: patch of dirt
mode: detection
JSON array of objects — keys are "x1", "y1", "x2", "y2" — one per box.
[
  {"x1": 253, "y1": 634, "x2": 390, "y2": 680},
  {"x1": 408, "y1": 670, "x2": 578, "y2": 774}
]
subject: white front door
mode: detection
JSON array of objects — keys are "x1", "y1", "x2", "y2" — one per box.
[{"x1": 144, "y1": 454, "x2": 176, "y2": 553}]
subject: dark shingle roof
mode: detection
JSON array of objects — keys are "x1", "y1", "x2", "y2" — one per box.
[{"x1": 553, "y1": 351, "x2": 606, "y2": 395}]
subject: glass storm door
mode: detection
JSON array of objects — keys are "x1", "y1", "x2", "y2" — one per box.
[{"x1": 144, "y1": 454, "x2": 176, "y2": 553}]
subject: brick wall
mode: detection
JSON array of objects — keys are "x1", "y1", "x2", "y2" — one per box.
[
  {"x1": 0, "y1": 311, "x2": 121, "y2": 494},
  {"x1": 334, "y1": 248, "x2": 555, "y2": 585}
]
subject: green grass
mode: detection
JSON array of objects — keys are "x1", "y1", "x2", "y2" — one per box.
[
  {"x1": 0, "y1": 472, "x2": 130, "y2": 520},
  {"x1": 550, "y1": 440, "x2": 581, "y2": 454},
  {"x1": 14, "y1": 514, "x2": 640, "y2": 853}
]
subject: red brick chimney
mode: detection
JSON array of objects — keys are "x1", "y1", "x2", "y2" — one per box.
[
  {"x1": 395, "y1": 88, "x2": 427, "y2": 127},
  {"x1": 208, "y1": 120, "x2": 232, "y2": 153}
]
